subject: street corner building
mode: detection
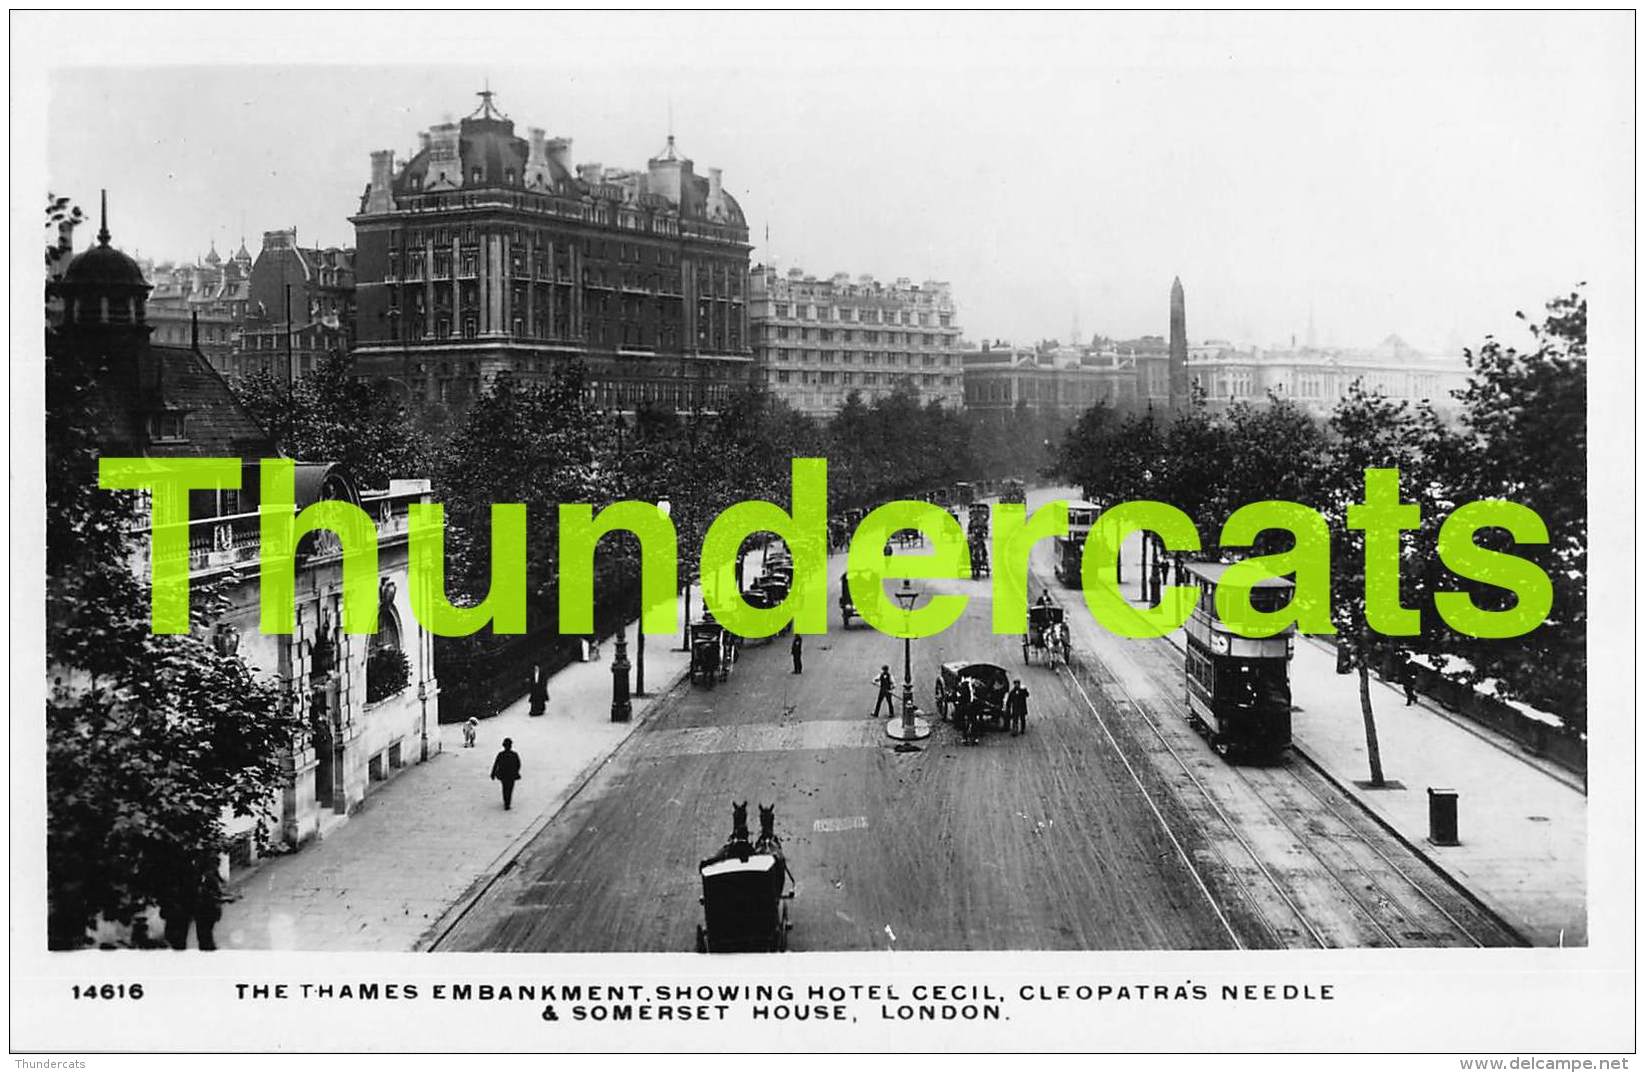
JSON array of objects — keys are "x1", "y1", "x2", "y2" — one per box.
[
  {"x1": 46, "y1": 201, "x2": 440, "y2": 872},
  {"x1": 347, "y1": 89, "x2": 753, "y2": 415}
]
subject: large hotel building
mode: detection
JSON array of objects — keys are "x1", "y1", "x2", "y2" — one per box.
[
  {"x1": 749, "y1": 265, "x2": 964, "y2": 418},
  {"x1": 349, "y1": 91, "x2": 752, "y2": 414}
]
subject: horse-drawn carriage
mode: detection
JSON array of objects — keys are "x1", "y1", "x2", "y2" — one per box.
[
  {"x1": 690, "y1": 619, "x2": 732, "y2": 686},
  {"x1": 933, "y1": 661, "x2": 1011, "y2": 744},
  {"x1": 696, "y1": 803, "x2": 795, "y2": 953},
  {"x1": 1024, "y1": 603, "x2": 1072, "y2": 667},
  {"x1": 968, "y1": 531, "x2": 990, "y2": 580},
  {"x1": 839, "y1": 569, "x2": 876, "y2": 627}
]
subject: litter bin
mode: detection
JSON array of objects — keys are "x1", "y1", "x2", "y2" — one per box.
[{"x1": 1427, "y1": 787, "x2": 1459, "y2": 846}]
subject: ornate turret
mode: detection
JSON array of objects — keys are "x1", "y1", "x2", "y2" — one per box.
[{"x1": 55, "y1": 191, "x2": 152, "y2": 352}]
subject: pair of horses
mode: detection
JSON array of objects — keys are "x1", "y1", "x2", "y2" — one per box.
[{"x1": 713, "y1": 801, "x2": 783, "y2": 863}]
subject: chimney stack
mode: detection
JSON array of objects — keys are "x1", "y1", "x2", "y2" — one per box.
[
  {"x1": 524, "y1": 127, "x2": 551, "y2": 188},
  {"x1": 546, "y1": 137, "x2": 573, "y2": 177},
  {"x1": 365, "y1": 150, "x2": 396, "y2": 214},
  {"x1": 706, "y1": 167, "x2": 725, "y2": 219}
]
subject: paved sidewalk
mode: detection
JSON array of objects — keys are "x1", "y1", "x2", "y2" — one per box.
[
  {"x1": 1090, "y1": 530, "x2": 1586, "y2": 947},
  {"x1": 218, "y1": 587, "x2": 698, "y2": 951}
]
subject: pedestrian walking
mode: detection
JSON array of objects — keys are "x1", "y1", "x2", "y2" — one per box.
[
  {"x1": 791, "y1": 634, "x2": 804, "y2": 674},
  {"x1": 871, "y1": 665, "x2": 895, "y2": 718},
  {"x1": 463, "y1": 716, "x2": 478, "y2": 748},
  {"x1": 529, "y1": 663, "x2": 549, "y2": 716},
  {"x1": 490, "y1": 737, "x2": 522, "y2": 810},
  {"x1": 1007, "y1": 679, "x2": 1030, "y2": 737},
  {"x1": 1402, "y1": 661, "x2": 1420, "y2": 706}
]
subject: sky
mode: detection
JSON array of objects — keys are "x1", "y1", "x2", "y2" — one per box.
[{"x1": 28, "y1": 10, "x2": 1634, "y2": 352}]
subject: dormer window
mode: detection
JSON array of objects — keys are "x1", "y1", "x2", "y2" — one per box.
[{"x1": 147, "y1": 413, "x2": 187, "y2": 443}]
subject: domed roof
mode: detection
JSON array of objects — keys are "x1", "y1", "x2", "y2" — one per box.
[{"x1": 62, "y1": 194, "x2": 147, "y2": 290}]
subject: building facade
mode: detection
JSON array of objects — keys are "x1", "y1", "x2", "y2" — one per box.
[
  {"x1": 47, "y1": 204, "x2": 439, "y2": 872},
  {"x1": 962, "y1": 342, "x2": 1139, "y2": 416},
  {"x1": 1185, "y1": 334, "x2": 1469, "y2": 416},
  {"x1": 236, "y1": 229, "x2": 356, "y2": 381},
  {"x1": 748, "y1": 265, "x2": 963, "y2": 418},
  {"x1": 349, "y1": 91, "x2": 752, "y2": 415},
  {"x1": 141, "y1": 242, "x2": 253, "y2": 372}
]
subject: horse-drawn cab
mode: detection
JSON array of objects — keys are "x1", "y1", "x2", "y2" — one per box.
[
  {"x1": 697, "y1": 802, "x2": 795, "y2": 953},
  {"x1": 934, "y1": 661, "x2": 1011, "y2": 744},
  {"x1": 1025, "y1": 603, "x2": 1072, "y2": 667},
  {"x1": 690, "y1": 619, "x2": 728, "y2": 686}
]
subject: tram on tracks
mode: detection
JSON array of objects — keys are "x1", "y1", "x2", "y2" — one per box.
[
  {"x1": 1052, "y1": 500, "x2": 1102, "y2": 587},
  {"x1": 1180, "y1": 561, "x2": 1295, "y2": 759}
]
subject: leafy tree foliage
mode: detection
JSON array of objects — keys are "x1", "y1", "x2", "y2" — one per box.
[
  {"x1": 46, "y1": 357, "x2": 301, "y2": 948},
  {"x1": 232, "y1": 352, "x2": 435, "y2": 489},
  {"x1": 1440, "y1": 289, "x2": 1587, "y2": 730},
  {"x1": 45, "y1": 193, "x2": 85, "y2": 272}
]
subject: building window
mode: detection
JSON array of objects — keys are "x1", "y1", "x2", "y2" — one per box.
[{"x1": 146, "y1": 413, "x2": 187, "y2": 443}]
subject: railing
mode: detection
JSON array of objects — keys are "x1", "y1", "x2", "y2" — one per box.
[{"x1": 134, "y1": 487, "x2": 431, "y2": 578}]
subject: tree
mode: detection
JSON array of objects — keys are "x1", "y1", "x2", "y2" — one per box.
[
  {"x1": 232, "y1": 352, "x2": 435, "y2": 489},
  {"x1": 1441, "y1": 290, "x2": 1586, "y2": 731},
  {"x1": 430, "y1": 367, "x2": 609, "y2": 719},
  {"x1": 1320, "y1": 382, "x2": 1442, "y2": 787},
  {"x1": 45, "y1": 193, "x2": 85, "y2": 272},
  {"x1": 46, "y1": 357, "x2": 302, "y2": 948}
]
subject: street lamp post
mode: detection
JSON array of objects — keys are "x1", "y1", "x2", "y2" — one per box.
[
  {"x1": 884, "y1": 579, "x2": 931, "y2": 744},
  {"x1": 610, "y1": 626, "x2": 632, "y2": 723}
]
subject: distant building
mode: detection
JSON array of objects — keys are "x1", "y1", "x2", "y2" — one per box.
[
  {"x1": 141, "y1": 241, "x2": 253, "y2": 372},
  {"x1": 236, "y1": 229, "x2": 356, "y2": 381},
  {"x1": 349, "y1": 89, "x2": 752, "y2": 416},
  {"x1": 748, "y1": 265, "x2": 963, "y2": 418},
  {"x1": 1185, "y1": 334, "x2": 1469, "y2": 415},
  {"x1": 961, "y1": 341, "x2": 1139, "y2": 417},
  {"x1": 47, "y1": 197, "x2": 439, "y2": 871}
]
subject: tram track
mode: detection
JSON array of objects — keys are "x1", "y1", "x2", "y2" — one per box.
[
  {"x1": 1059, "y1": 657, "x2": 1328, "y2": 949},
  {"x1": 1034, "y1": 568, "x2": 1518, "y2": 949}
]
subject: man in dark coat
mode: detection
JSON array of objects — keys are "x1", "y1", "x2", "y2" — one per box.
[
  {"x1": 490, "y1": 737, "x2": 522, "y2": 810},
  {"x1": 791, "y1": 634, "x2": 803, "y2": 674},
  {"x1": 1007, "y1": 679, "x2": 1030, "y2": 736},
  {"x1": 871, "y1": 665, "x2": 895, "y2": 718}
]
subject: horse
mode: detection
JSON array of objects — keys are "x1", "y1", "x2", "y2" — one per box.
[
  {"x1": 714, "y1": 800, "x2": 753, "y2": 862},
  {"x1": 1047, "y1": 621, "x2": 1068, "y2": 667},
  {"x1": 958, "y1": 679, "x2": 981, "y2": 746},
  {"x1": 754, "y1": 804, "x2": 794, "y2": 900},
  {"x1": 754, "y1": 804, "x2": 782, "y2": 857}
]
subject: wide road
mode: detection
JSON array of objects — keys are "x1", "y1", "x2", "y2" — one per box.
[{"x1": 434, "y1": 490, "x2": 1519, "y2": 952}]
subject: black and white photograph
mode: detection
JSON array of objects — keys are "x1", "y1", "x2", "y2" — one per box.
[{"x1": 10, "y1": 8, "x2": 1634, "y2": 1057}]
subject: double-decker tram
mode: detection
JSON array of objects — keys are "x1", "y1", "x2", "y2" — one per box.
[
  {"x1": 1053, "y1": 500, "x2": 1102, "y2": 586},
  {"x1": 1181, "y1": 561, "x2": 1295, "y2": 759}
]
